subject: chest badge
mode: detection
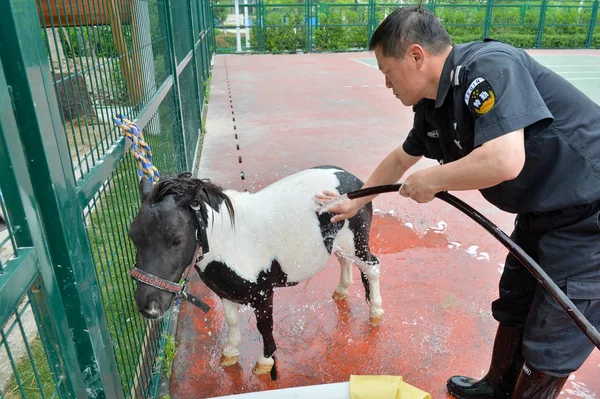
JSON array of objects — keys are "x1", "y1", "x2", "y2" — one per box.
[{"x1": 465, "y1": 77, "x2": 496, "y2": 116}]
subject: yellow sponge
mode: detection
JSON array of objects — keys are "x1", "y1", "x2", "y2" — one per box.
[{"x1": 349, "y1": 375, "x2": 432, "y2": 399}]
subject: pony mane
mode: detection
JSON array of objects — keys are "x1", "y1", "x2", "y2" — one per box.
[{"x1": 151, "y1": 172, "x2": 235, "y2": 225}]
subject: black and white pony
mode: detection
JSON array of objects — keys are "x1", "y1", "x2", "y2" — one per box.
[{"x1": 128, "y1": 166, "x2": 383, "y2": 379}]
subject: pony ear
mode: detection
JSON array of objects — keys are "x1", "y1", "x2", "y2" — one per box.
[{"x1": 139, "y1": 177, "x2": 153, "y2": 203}]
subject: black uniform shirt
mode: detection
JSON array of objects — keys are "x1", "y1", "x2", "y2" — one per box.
[{"x1": 403, "y1": 39, "x2": 600, "y2": 214}]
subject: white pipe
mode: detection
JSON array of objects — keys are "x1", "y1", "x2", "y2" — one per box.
[
  {"x1": 235, "y1": 0, "x2": 242, "y2": 52},
  {"x1": 244, "y1": 0, "x2": 250, "y2": 48}
]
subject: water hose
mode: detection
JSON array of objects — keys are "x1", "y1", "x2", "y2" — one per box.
[{"x1": 343, "y1": 184, "x2": 600, "y2": 351}]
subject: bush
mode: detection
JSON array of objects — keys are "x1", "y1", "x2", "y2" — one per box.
[
  {"x1": 490, "y1": 33, "x2": 537, "y2": 48},
  {"x1": 215, "y1": 32, "x2": 238, "y2": 48},
  {"x1": 314, "y1": 10, "x2": 347, "y2": 50},
  {"x1": 254, "y1": 10, "x2": 306, "y2": 53},
  {"x1": 541, "y1": 34, "x2": 587, "y2": 48}
]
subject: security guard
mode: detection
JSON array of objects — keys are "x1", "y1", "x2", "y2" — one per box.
[{"x1": 315, "y1": 5, "x2": 600, "y2": 399}]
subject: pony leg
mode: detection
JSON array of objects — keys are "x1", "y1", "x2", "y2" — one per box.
[
  {"x1": 332, "y1": 255, "x2": 353, "y2": 301},
  {"x1": 252, "y1": 291, "x2": 277, "y2": 380},
  {"x1": 220, "y1": 298, "x2": 241, "y2": 366},
  {"x1": 355, "y1": 253, "x2": 384, "y2": 327}
]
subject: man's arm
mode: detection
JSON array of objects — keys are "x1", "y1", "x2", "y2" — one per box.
[
  {"x1": 316, "y1": 144, "x2": 422, "y2": 222},
  {"x1": 399, "y1": 128, "x2": 525, "y2": 202}
]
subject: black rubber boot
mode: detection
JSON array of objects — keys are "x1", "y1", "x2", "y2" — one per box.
[
  {"x1": 447, "y1": 323, "x2": 524, "y2": 398},
  {"x1": 511, "y1": 362, "x2": 568, "y2": 399}
]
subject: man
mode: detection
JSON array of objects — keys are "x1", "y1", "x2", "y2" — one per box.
[{"x1": 316, "y1": 5, "x2": 600, "y2": 399}]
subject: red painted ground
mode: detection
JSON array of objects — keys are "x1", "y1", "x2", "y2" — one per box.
[{"x1": 170, "y1": 51, "x2": 600, "y2": 398}]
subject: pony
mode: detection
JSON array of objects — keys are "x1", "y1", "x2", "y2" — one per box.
[{"x1": 128, "y1": 166, "x2": 383, "y2": 380}]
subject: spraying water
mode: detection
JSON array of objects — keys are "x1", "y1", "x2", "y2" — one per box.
[{"x1": 316, "y1": 193, "x2": 349, "y2": 215}]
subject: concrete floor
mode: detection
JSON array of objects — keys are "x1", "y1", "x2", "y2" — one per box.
[{"x1": 170, "y1": 50, "x2": 600, "y2": 398}]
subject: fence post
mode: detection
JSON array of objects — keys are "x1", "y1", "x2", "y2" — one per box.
[
  {"x1": 164, "y1": 0, "x2": 189, "y2": 171},
  {"x1": 536, "y1": 0, "x2": 549, "y2": 48},
  {"x1": 429, "y1": 0, "x2": 437, "y2": 14},
  {"x1": 260, "y1": 0, "x2": 266, "y2": 53},
  {"x1": 367, "y1": 0, "x2": 376, "y2": 47},
  {"x1": 0, "y1": 0, "x2": 126, "y2": 397},
  {"x1": 483, "y1": 0, "x2": 494, "y2": 38},
  {"x1": 210, "y1": 0, "x2": 217, "y2": 53},
  {"x1": 586, "y1": 0, "x2": 599, "y2": 48},
  {"x1": 305, "y1": 0, "x2": 309, "y2": 52},
  {"x1": 256, "y1": 0, "x2": 262, "y2": 53},
  {"x1": 187, "y1": 0, "x2": 204, "y2": 172},
  {"x1": 307, "y1": 0, "x2": 313, "y2": 52}
]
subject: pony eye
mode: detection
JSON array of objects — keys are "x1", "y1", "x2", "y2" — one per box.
[{"x1": 172, "y1": 239, "x2": 181, "y2": 247}]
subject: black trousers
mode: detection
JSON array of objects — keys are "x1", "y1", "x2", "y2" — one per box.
[{"x1": 491, "y1": 199, "x2": 600, "y2": 376}]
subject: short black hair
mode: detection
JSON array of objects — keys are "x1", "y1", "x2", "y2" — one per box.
[{"x1": 369, "y1": 5, "x2": 452, "y2": 58}]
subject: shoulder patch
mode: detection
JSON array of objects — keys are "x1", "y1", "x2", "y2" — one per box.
[{"x1": 464, "y1": 77, "x2": 495, "y2": 116}]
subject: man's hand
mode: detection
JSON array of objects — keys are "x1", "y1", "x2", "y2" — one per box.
[
  {"x1": 314, "y1": 190, "x2": 361, "y2": 223},
  {"x1": 399, "y1": 169, "x2": 438, "y2": 203}
]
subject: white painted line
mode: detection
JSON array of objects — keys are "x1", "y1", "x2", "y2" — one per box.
[
  {"x1": 545, "y1": 64, "x2": 600, "y2": 67},
  {"x1": 557, "y1": 71, "x2": 600, "y2": 74},
  {"x1": 377, "y1": 84, "x2": 385, "y2": 87},
  {"x1": 344, "y1": 85, "x2": 352, "y2": 88},
  {"x1": 350, "y1": 58, "x2": 379, "y2": 69},
  {"x1": 361, "y1": 85, "x2": 369, "y2": 87},
  {"x1": 566, "y1": 77, "x2": 600, "y2": 81}
]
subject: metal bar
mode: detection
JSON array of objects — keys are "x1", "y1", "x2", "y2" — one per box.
[
  {"x1": 0, "y1": 249, "x2": 37, "y2": 326},
  {"x1": 164, "y1": 0, "x2": 189, "y2": 171},
  {"x1": 15, "y1": 308, "x2": 49, "y2": 399},
  {"x1": 305, "y1": 0, "x2": 309, "y2": 52},
  {"x1": 0, "y1": 91, "x2": 32, "y2": 249},
  {"x1": 368, "y1": 0, "x2": 375, "y2": 46},
  {"x1": 93, "y1": 186, "x2": 137, "y2": 388},
  {"x1": 107, "y1": 165, "x2": 144, "y2": 350},
  {"x1": 0, "y1": 301, "x2": 32, "y2": 349},
  {"x1": 68, "y1": 0, "x2": 103, "y2": 169},
  {"x1": 484, "y1": 0, "x2": 494, "y2": 38},
  {"x1": 536, "y1": 0, "x2": 549, "y2": 47},
  {"x1": 27, "y1": 275, "x2": 80, "y2": 399},
  {"x1": 586, "y1": 0, "x2": 599, "y2": 48},
  {"x1": 259, "y1": 0, "x2": 264, "y2": 53},
  {"x1": 176, "y1": 50, "x2": 195, "y2": 77},
  {"x1": 210, "y1": 0, "x2": 217, "y2": 54},
  {"x1": 77, "y1": 137, "x2": 128, "y2": 209},
  {"x1": 135, "y1": 76, "x2": 175, "y2": 131},
  {"x1": 0, "y1": 327, "x2": 27, "y2": 398},
  {"x1": 186, "y1": 0, "x2": 203, "y2": 173}
]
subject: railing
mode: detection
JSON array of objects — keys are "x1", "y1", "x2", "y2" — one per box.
[{"x1": 212, "y1": 0, "x2": 600, "y2": 53}]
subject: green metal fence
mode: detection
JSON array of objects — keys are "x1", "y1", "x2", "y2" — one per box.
[
  {"x1": 213, "y1": 0, "x2": 600, "y2": 53},
  {"x1": 0, "y1": 0, "x2": 214, "y2": 397}
]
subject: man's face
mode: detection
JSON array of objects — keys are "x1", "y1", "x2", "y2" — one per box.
[{"x1": 375, "y1": 45, "x2": 423, "y2": 107}]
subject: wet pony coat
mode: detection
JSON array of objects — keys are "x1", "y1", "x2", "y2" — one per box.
[{"x1": 129, "y1": 166, "x2": 383, "y2": 379}]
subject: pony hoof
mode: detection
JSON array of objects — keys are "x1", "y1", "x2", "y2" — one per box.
[
  {"x1": 370, "y1": 315, "x2": 383, "y2": 327},
  {"x1": 252, "y1": 362, "x2": 273, "y2": 375},
  {"x1": 332, "y1": 291, "x2": 347, "y2": 301},
  {"x1": 220, "y1": 354, "x2": 239, "y2": 367}
]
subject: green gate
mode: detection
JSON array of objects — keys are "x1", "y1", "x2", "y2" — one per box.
[{"x1": 0, "y1": 0, "x2": 214, "y2": 397}]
